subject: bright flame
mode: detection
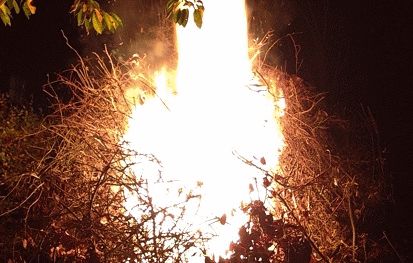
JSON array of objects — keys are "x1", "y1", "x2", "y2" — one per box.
[{"x1": 123, "y1": 0, "x2": 285, "y2": 260}]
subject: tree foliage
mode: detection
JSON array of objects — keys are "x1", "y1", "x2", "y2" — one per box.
[
  {"x1": 0, "y1": 0, "x2": 203, "y2": 34},
  {"x1": 167, "y1": 0, "x2": 204, "y2": 28},
  {"x1": 70, "y1": 0, "x2": 122, "y2": 34},
  {"x1": 0, "y1": 0, "x2": 35, "y2": 26}
]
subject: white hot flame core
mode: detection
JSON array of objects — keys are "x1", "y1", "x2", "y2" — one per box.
[{"x1": 123, "y1": 0, "x2": 285, "y2": 260}]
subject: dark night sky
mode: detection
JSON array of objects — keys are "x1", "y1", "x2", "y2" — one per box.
[
  {"x1": 0, "y1": 0, "x2": 79, "y2": 105},
  {"x1": 335, "y1": 1, "x2": 412, "y2": 251},
  {"x1": 1, "y1": 0, "x2": 412, "y2": 255}
]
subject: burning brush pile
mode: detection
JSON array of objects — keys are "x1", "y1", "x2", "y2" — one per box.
[
  {"x1": 1, "y1": 49, "x2": 210, "y2": 262},
  {"x1": 0, "y1": 2, "x2": 392, "y2": 263},
  {"x1": 0, "y1": 53, "x2": 391, "y2": 263},
  {"x1": 225, "y1": 66, "x2": 391, "y2": 262}
]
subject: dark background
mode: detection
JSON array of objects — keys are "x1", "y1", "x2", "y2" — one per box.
[{"x1": 1, "y1": 0, "x2": 412, "y2": 259}]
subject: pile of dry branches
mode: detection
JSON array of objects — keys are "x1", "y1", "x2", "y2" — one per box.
[
  {"x1": 214, "y1": 66, "x2": 391, "y2": 262},
  {"x1": 235, "y1": 66, "x2": 391, "y2": 262},
  {"x1": 1, "y1": 44, "x2": 392, "y2": 262},
  {"x1": 0, "y1": 50, "x2": 206, "y2": 262}
]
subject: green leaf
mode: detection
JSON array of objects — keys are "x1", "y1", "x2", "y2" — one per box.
[
  {"x1": 172, "y1": 8, "x2": 179, "y2": 23},
  {"x1": 166, "y1": 0, "x2": 176, "y2": 10},
  {"x1": 103, "y1": 12, "x2": 113, "y2": 32},
  {"x1": 12, "y1": 0, "x2": 19, "y2": 14},
  {"x1": 84, "y1": 18, "x2": 91, "y2": 34},
  {"x1": 166, "y1": 0, "x2": 178, "y2": 19},
  {"x1": 91, "y1": 12, "x2": 102, "y2": 34},
  {"x1": 22, "y1": 2, "x2": 31, "y2": 18},
  {"x1": 110, "y1": 12, "x2": 122, "y2": 27},
  {"x1": 193, "y1": 8, "x2": 203, "y2": 28},
  {"x1": 174, "y1": 8, "x2": 180, "y2": 23},
  {"x1": 180, "y1": 8, "x2": 189, "y2": 27},
  {"x1": 176, "y1": 8, "x2": 188, "y2": 26},
  {"x1": 1, "y1": 3, "x2": 10, "y2": 15},
  {"x1": 0, "y1": 8, "x2": 12, "y2": 26},
  {"x1": 76, "y1": 9, "x2": 83, "y2": 26}
]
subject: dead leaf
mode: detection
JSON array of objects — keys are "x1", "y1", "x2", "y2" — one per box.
[
  {"x1": 219, "y1": 214, "x2": 226, "y2": 225},
  {"x1": 26, "y1": 0, "x2": 36, "y2": 14}
]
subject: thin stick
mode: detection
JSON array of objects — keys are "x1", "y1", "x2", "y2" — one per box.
[
  {"x1": 382, "y1": 231, "x2": 404, "y2": 262},
  {"x1": 347, "y1": 195, "x2": 356, "y2": 261},
  {"x1": 0, "y1": 183, "x2": 44, "y2": 217}
]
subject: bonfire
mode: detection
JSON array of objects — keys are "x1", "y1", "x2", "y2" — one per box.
[{"x1": 0, "y1": 1, "x2": 391, "y2": 262}]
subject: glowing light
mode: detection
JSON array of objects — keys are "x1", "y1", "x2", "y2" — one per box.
[{"x1": 122, "y1": 0, "x2": 286, "y2": 260}]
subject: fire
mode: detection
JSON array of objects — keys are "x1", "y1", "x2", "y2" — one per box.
[{"x1": 123, "y1": 0, "x2": 285, "y2": 260}]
